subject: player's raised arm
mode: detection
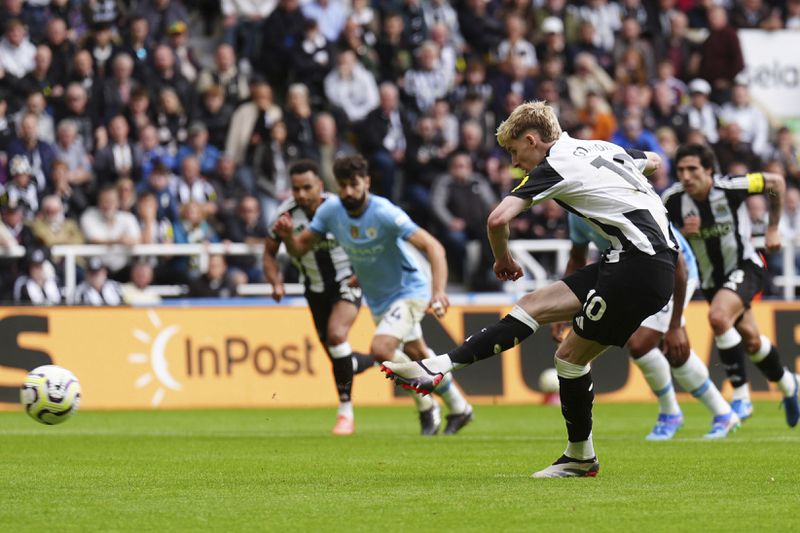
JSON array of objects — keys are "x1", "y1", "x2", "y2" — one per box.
[
  {"x1": 625, "y1": 148, "x2": 662, "y2": 176},
  {"x1": 406, "y1": 228, "x2": 449, "y2": 317},
  {"x1": 486, "y1": 195, "x2": 530, "y2": 281},
  {"x1": 262, "y1": 237, "x2": 285, "y2": 302}
]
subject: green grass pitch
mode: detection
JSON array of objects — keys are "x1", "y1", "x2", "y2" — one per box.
[{"x1": 1, "y1": 401, "x2": 799, "y2": 532}]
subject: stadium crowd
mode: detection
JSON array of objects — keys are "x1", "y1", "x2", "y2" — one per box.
[{"x1": 1, "y1": 0, "x2": 800, "y2": 305}]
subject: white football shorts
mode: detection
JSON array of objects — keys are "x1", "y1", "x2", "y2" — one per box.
[
  {"x1": 640, "y1": 278, "x2": 698, "y2": 333},
  {"x1": 374, "y1": 299, "x2": 428, "y2": 342}
]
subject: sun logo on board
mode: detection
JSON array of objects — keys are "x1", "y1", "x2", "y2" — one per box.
[{"x1": 127, "y1": 310, "x2": 182, "y2": 406}]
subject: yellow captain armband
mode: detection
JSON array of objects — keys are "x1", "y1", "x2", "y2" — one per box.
[
  {"x1": 746, "y1": 172, "x2": 764, "y2": 193},
  {"x1": 510, "y1": 167, "x2": 528, "y2": 193}
]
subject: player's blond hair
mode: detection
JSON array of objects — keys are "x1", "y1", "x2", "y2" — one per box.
[{"x1": 496, "y1": 101, "x2": 562, "y2": 148}]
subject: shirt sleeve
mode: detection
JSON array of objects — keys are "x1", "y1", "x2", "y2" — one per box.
[
  {"x1": 625, "y1": 149, "x2": 648, "y2": 173},
  {"x1": 508, "y1": 159, "x2": 565, "y2": 204},
  {"x1": 309, "y1": 200, "x2": 332, "y2": 236},
  {"x1": 382, "y1": 202, "x2": 420, "y2": 240}
]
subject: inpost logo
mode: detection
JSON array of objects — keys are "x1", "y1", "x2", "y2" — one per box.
[{"x1": 127, "y1": 311, "x2": 319, "y2": 406}]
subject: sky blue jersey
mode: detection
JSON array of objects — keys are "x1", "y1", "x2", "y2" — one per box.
[
  {"x1": 309, "y1": 195, "x2": 429, "y2": 316},
  {"x1": 568, "y1": 213, "x2": 698, "y2": 282}
]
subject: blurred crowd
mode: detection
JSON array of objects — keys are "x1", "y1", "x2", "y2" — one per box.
[{"x1": 1, "y1": 0, "x2": 800, "y2": 305}]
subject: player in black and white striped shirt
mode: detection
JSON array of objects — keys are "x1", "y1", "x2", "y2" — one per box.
[
  {"x1": 263, "y1": 160, "x2": 373, "y2": 435},
  {"x1": 383, "y1": 101, "x2": 677, "y2": 477},
  {"x1": 663, "y1": 143, "x2": 799, "y2": 427}
]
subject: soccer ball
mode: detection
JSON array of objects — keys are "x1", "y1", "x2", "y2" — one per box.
[
  {"x1": 538, "y1": 368, "x2": 560, "y2": 393},
  {"x1": 20, "y1": 365, "x2": 81, "y2": 425}
]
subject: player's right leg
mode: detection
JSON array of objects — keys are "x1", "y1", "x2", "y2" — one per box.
[
  {"x1": 628, "y1": 326, "x2": 683, "y2": 441},
  {"x1": 708, "y1": 289, "x2": 753, "y2": 420},
  {"x1": 381, "y1": 280, "x2": 581, "y2": 394},
  {"x1": 326, "y1": 299, "x2": 364, "y2": 435}
]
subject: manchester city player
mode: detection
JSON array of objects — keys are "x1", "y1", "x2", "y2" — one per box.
[{"x1": 274, "y1": 155, "x2": 473, "y2": 435}]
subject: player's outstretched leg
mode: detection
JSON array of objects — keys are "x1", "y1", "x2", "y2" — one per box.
[
  {"x1": 381, "y1": 306, "x2": 539, "y2": 393},
  {"x1": 532, "y1": 357, "x2": 599, "y2": 478},
  {"x1": 715, "y1": 328, "x2": 753, "y2": 420},
  {"x1": 671, "y1": 350, "x2": 740, "y2": 438},
  {"x1": 632, "y1": 348, "x2": 683, "y2": 441},
  {"x1": 748, "y1": 336, "x2": 800, "y2": 428},
  {"x1": 329, "y1": 342, "x2": 357, "y2": 435}
]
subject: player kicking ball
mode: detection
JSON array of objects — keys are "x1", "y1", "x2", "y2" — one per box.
[
  {"x1": 553, "y1": 214, "x2": 739, "y2": 440},
  {"x1": 274, "y1": 155, "x2": 473, "y2": 436},
  {"x1": 383, "y1": 101, "x2": 678, "y2": 477}
]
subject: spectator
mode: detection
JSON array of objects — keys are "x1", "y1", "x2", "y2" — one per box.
[
  {"x1": 568, "y1": 19, "x2": 614, "y2": 74},
  {"x1": 220, "y1": 0, "x2": 276, "y2": 65},
  {"x1": 45, "y1": 17, "x2": 76, "y2": 90},
  {"x1": 124, "y1": 86, "x2": 153, "y2": 142},
  {"x1": 165, "y1": 21, "x2": 200, "y2": 84},
  {"x1": 405, "y1": 115, "x2": 450, "y2": 224},
  {"x1": 0, "y1": 93, "x2": 12, "y2": 153},
  {"x1": 291, "y1": 19, "x2": 334, "y2": 106},
  {"x1": 56, "y1": 83, "x2": 97, "y2": 152},
  {"x1": 258, "y1": 0, "x2": 307, "y2": 91},
  {"x1": 402, "y1": 41, "x2": 452, "y2": 114},
  {"x1": 308, "y1": 112, "x2": 355, "y2": 192},
  {"x1": 535, "y1": 17, "x2": 568, "y2": 68},
  {"x1": 358, "y1": 82, "x2": 409, "y2": 200},
  {"x1": 221, "y1": 195, "x2": 268, "y2": 282},
  {"x1": 195, "y1": 85, "x2": 234, "y2": 152},
  {"x1": 252, "y1": 120, "x2": 292, "y2": 222},
  {"x1": 7, "y1": 113, "x2": 56, "y2": 191},
  {"x1": 422, "y1": 0, "x2": 463, "y2": 50},
  {"x1": 13, "y1": 91, "x2": 55, "y2": 145},
  {"x1": 154, "y1": 87, "x2": 188, "y2": 152},
  {"x1": 492, "y1": 55, "x2": 537, "y2": 117},
  {"x1": 117, "y1": 177, "x2": 137, "y2": 213},
  {"x1": 2, "y1": 155, "x2": 38, "y2": 219},
  {"x1": 188, "y1": 253, "x2": 238, "y2": 297},
  {"x1": 83, "y1": 21, "x2": 120, "y2": 80},
  {"x1": 611, "y1": 108, "x2": 665, "y2": 156},
  {"x1": 136, "y1": 191, "x2": 174, "y2": 245},
  {"x1": 456, "y1": 92, "x2": 496, "y2": 153},
  {"x1": 42, "y1": 160, "x2": 90, "y2": 219},
  {"x1": 197, "y1": 43, "x2": 250, "y2": 108},
  {"x1": 430, "y1": 152, "x2": 496, "y2": 289},
  {"x1": 31, "y1": 194, "x2": 84, "y2": 249},
  {"x1": 94, "y1": 115, "x2": 143, "y2": 184},
  {"x1": 788, "y1": 0, "x2": 800, "y2": 29},
  {"x1": 14, "y1": 248, "x2": 61, "y2": 305},
  {"x1": 135, "y1": 0, "x2": 189, "y2": 42},
  {"x1": 337, "y1": 15, "x2": 379, "y2": 77},
  {"x1": 225, "y1": 81, "x2": 282, "y2": 166},
  {"x1": 21, "y1": 45, "x2": 63, "y2": 105},
  {"x1": 612, "y1": 16, "x2": 656, "y2": 81},
  {"x1": 137, "y1": 161, "x2": 179, "y2": 222},
  {"x1": 121, "y1": 260, "x2": 162, "y2": 305},
  {"x1": 731, "y1": 0, "x2": 772, "y2": 29},
  {"x1": 533, "y1": 0, "x2": 581, "y2": 43},
  {"x1": 566, "y1": 52, "x2": 616, "y2": 111},
  {"x1": 174, "y1": 201, "x2": 219, "y2": 277},
  {"x1": 577, "y1": 91, "x2": 616, "y2": 141},
  {"x1": 578, "y1": 0, "x2": 622, "y2": 52},
  {"x1": 282, "y1": 83, "x2": 316, "y2": 159},
  {"x1": 696, "y1": 5, "x2": 744, "y2": 102},
  {"x1": 211, "y1": 155, "x2": 249, "y2": 223},
  {"x1": 496, "y1": 14, "x2": 538, "y2": 77},
  {"x1": 80, "y1": 183, "x2": 141, "y2": 273},
  {"x1": 302, "y1": 0, "x2": 348, "y2": 43},
  {"x1": 654, "y1": 10, "x2": 692, "y2": 81},
  {"x1": 451, "y1": 60, "x2": 493, "y2": 109},
  {"x1": 175, "y1": 155, "x2": 218, "y2": 217},
  {"x1": 650, "y1": 81, "x2": 688, "y2": 141},
  {"x1": 68, "y1": 50, "x2": 98, "y2": 103},
  {"x1": 71, "y1": 256, "x2": 124, "y2": 305},
  {"x1": 323, "y1": 50, "x2": 379, "y2": 124},
  {"x1": 719, "y1": 81, "x2": 770, "y2": 159},
  {"x1": 767, "y1": 127, "x2": 800, "y2": 187},
  {"x1": 149, "y1": 45, "x2": 195, "y2": 113},
  {"x1": 137, "y1": 124, "x2": 174, "y2": 181},
  {"x1": 375, "y1": 11, "x2": 413, "y2": 85},
  {"x1": 458, "y1": 0, "x2": 504, "y2": 58},
  {"x1": 684, "y1": 78, "x2": 720, "y2": 144},
  {"x1": 713, "y1": 122, "x2": 761, "y2": 173},
  {"x1": 176, "y1": 122, "x2": 220, "y2": 176},
  {"x1": 100, "y1": 53, "x2": 139, "y2": 122},
  {"x1": 0, "y1": 19, "x2": 36, "y2": 81},
  {"x1": 54, "y1": 119, "x2": 92, "y2": 187},
  {"x1": 0, "y1": 186, "x2": 33, "y2": 296},
  {"x1": 119, "y1": 15, "x2": 153, "y2": 84}
]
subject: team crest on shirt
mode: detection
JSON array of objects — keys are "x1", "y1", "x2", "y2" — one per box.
[
  {"x1": 350, "y1": 225, "x2": 359, "y2": 238},
  {"x1": 365, "y1": 227, "x2": 377, "y2": 239}
]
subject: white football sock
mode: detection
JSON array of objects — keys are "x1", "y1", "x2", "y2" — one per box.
[
  {"x1": 777, "y1": 369, "x2": 797, "y2": 397},
  {"x1": 393, "y1": 351, "x2": 434, "y2": 412},
  {"x1": 427, "y1": 349, "x2": 468, "y2": 414},
  {"x1": 565, "y1": 433, "x2": 595, "y2": 461},
  {"x1": 337, "y1": 401, "x2": 353, "y2": 419},
  {"x1": 633, "y1": 348, "x2": 681, "y2": 415},
  {"x1": 671, "y1": 351, "x2": 731, "y2": 417},
  {"x1": 732, "y1": 384, "x2": 751, "y2": 401}
]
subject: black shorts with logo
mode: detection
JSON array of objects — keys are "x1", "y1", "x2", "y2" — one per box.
[
  {"x1": 305, "y1": 280, "x2": 363, "y2": 345},
  {"x1": 701, "y1": 260, "x2": 765, "y2": 309},
  {"x1": 563, "y1": 249, "x2": 677, "y2": 347}
]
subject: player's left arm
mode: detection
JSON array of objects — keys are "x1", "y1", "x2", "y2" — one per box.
[
  {"x1": 757, "y1": 171, "x2": 786, "y2": 253},
  {"x1": 407, "y1": 228, "x2": 450, "y2": 317},
  {"x1": 662, "y1": 251, "x2": 689, "y2": 364}
]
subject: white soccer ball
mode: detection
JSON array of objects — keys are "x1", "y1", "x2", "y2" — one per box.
[
  {"x1": 20, "y1": 365, "x2": 81, "y2": 425},
  {"x1": 538, "y1": 368, "x2": 560, "y2": 393}
]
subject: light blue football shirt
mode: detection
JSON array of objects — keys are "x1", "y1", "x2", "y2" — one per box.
[
  {"x1": 568, "y1": 212, "x2": 698, "y2": 282},
  {"x1": 309, "y1": 195, "x2": 430, "y2": 316}
]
